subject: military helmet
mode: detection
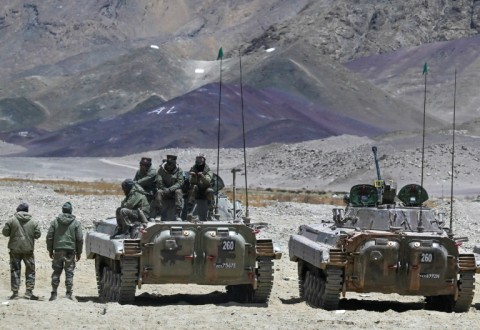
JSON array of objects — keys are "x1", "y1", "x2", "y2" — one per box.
[
  {"x1": 121, "y1": 179, "x2": 135, "y2": 191},
  {"x1": 195, "y1": 153, "x2": 206, "y2": 166},
  {"x1": 62, "y1": 201, "x2": 73, "y2": 214},
  {"x1": 139, "y1": 157, "x2": 152, "y2": 167},
  {"x1": 16, "y1": 202, "x2": 29, "y2": 212},
  {"x1": 166, "y1": 155, "x2": 177, "y2": 161}
]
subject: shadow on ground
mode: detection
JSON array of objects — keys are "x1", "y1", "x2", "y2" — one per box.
[
  {"x1": 76, "y1": 291, "x2": 268, "y2": 308},
  {"x1": 280, "y1": 296, "x2": 426, "y2": 313}
]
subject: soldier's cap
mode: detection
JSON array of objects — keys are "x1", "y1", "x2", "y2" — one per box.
[
  {"x1": 196, "y1": 153, "x2": 206, "y2": 159},
  {"x1": 62, "y1": 201, "x2": 73, "y2": 214},
  {"x1": 139, "y1": 157, "x2": 152, "y2": 166},
  {"x1": 166, "y1": 155, "x2": 177, "y2": 161},
  {"x1": 121, "y1": 178, "x2": 135, "y2": 191},
  {"x1": 16, "y1": 202, "x2": 29, "y2": 212}
]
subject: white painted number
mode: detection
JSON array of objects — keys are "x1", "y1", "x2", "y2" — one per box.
[
  {"x1": 420, "y1": 253, "x2": 433, "y2": 263},
  {"x1": 222, "y1": 240, "x2": 235, "y2": 251}
]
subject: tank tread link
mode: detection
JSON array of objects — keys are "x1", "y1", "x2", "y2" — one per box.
[{"x1": 299, "y1": 264, "x2": 343, "y2": 310}]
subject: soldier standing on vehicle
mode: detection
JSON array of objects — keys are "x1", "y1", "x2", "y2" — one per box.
[
  {"x1": 187, "y1": 154, "x2": 215, "y2": 220},
  {"x1": 155, "y1": 155, "x2": 184, "y2": 221},
  {"x1": 113, "y1": 179, "x2": 150, "y2": 238},
  {"x1": 46, "y1": 202, "x2": 83, "y2": 301},
  {"x1": 2, "y1": 202, "x2": 41, "y2": 300}
]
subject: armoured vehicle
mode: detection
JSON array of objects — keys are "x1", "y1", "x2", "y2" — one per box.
[
  {"x1": 289, "y1": 146, "x2": 479, "y2": 312},
  {"x1": 85, "y1": 171, "x2": 281, "y2": 304}
]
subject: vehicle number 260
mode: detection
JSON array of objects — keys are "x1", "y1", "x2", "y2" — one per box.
[
  {"x1": 420, "y1": 253, "x2": 433, "y2": 263},
  {"x1": 222, "y1": 240, "x2": 235, "y2": 251}
]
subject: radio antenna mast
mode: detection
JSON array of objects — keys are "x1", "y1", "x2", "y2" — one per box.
[{"x1": 449, "y1": 68, "x2": 457, "y2": 234}]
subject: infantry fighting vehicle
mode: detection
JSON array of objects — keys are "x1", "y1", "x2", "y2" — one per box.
[
  {"x1": 289, "y1": 146, "x2": 479, "y2": 312},
  {"x1": 85, "y1": 171, "x2": 281, "y2": 305}
]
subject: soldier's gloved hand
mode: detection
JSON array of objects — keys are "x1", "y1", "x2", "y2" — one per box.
[
  {"x1": 49, "y1": 251, "x2": 54, "y2": 259},
  {"x1": 76, "y1": 254, "x2": 81, "y2": 262}
]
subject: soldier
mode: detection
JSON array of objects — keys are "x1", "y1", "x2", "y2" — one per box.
[
  {"x1": 134, "y1": 157, "x2": 157, "y2": 199},
  {"x1": 2, "y1": 202, "x2": 41, "y2": 300},
  {"x1": 113, "y1": 179, "x2": 150, "y2": 238},
  {"x1": 155, "y1": 155, "x2": 184, "y2": 221},
  {"x1": 187, "y1": 154, "x2": 215, "y2": 220},
  {"x1": 46, "y1": 202, "x2": 83, "y2": 301}
]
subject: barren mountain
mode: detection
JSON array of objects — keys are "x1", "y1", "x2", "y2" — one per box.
[{"x1": 2, "y1": 1, "x2": 480, "y2": 156}]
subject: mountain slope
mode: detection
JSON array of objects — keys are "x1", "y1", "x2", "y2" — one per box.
[
  {"x1": 7, "y1": 83, "x2": 385, "y2": 156},
  {"x1": 1, "y1": 1, "x2": 480, "y2": 156},
  {"x1": 346, "y1": 35, "x2": 480, "y2": 124}
]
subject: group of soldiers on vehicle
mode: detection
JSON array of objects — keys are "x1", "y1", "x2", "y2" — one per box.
[
  {"x1": 2, "y1": 202, "x2": 83, "y2": 302},
  {"x1": 113, "y1": 153, "x2": 216, "y2": 238}
]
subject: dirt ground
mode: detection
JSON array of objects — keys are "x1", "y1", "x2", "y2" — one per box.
[{"x1": 1, "y1": 180, "x2": 480, "y2": 330}]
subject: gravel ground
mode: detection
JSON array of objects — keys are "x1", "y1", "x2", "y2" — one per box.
[{"x1": 1, "y1": 179, "x2": 480, "y2": 329}]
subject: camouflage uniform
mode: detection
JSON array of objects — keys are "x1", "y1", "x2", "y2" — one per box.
[
  {"x1": 134, "y1": 158, "x2": 157, "y2": 202},
  {"x1": 2, "y1": 203, "x2": 41, "y2": 299},
  {"x1": 155, "y1": 155, "x2": 184, "y2": 220},
  {"x1": 46, "y1": 202, "x2": 83, "y2": 301},
  {"x1": 115, "y1": 180, "x2": 150, "y2": 237},
  {"x1": 187, "y1": 155, "x2": 215, "y2": 217}
]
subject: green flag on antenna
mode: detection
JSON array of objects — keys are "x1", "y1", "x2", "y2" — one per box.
[
  {"x1": 422, "y1": 62, "x2": 428, "y2": 75},
  {"x1": 217, "y1": 47, "x2": 223, "y2": 60}
]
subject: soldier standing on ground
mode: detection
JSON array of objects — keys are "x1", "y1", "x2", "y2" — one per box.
[
  {"x1": 2, "y1": 202, "x2": 41, "y2": 300},
  {"x1": 155, "y1": 155, "x2": 184, "y2": 221},
  {"x1": 46, "y1": 202, "x2": 83, "y2": 301},
  {"x1": 187, "y1": 154, "x2": 215, "y2": 220},
  {"x1": 113, "y1": 179, "x2": 150, "y2": 238}
]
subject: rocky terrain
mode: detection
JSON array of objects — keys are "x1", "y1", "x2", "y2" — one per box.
[{"x1": 0, "y1": 133, "x2": 478, "y2": 197}]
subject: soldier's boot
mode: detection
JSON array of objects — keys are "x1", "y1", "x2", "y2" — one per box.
[
  {"x1": 9, "y1": 291, "x2": 18, "y2": 300},
  {"x1": 111, "y1": 225, "x2": 131, "y2": 239},
  {"x1": 110, "y1": 227, "x2": 123, "y2": 239},
  {"x1": 25, "y1": 289, "x2": 39, "y2": 300},
  {"x1": 138, "y1": 209, "x2": 148, "y2": 224},
  {"x1": 148, "y1": 209, "x2": 156, "y2": 221},
  {"x1": 66, "y1": 291, "x2": 73, "y2": 300},
  {"x1": 186, "y1": 203, "x2": 194, "y2": 221},
  {"x1": 175, "y1": 208, "x2": 183, "y2": 221},
  {"x1": 49, "y1": 291, "x2": 57, "y2": 301},
  {"x1": 207, "y1": 205, "x2": 215, "y2": 221},
  {"x1": 186, "y1": 186, "x2": 197, "y2": 220},
  {"x1": 130, "y1": 224, "x2": 141, "y2": 239}
]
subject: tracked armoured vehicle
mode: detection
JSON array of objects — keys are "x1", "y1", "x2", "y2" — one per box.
[
  {"x1": 289, "y1": 146, "x2": 479, "y2": 312},
  {"x1": 85, "y1": 171, "x2": 281, "y2": 305}
]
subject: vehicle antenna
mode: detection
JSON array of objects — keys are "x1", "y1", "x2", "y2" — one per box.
[
  {"x1": 215, "y1": 47, "x2": 224, "y2": 213},
  {"x1": 371, "y1": 146, "x2": 383, "y2": 204},
  {"x1": 418, "y1": 62, "x2": 429, "y2": 232},
  {"x1": 239, "y1": 48, "x2": 250, "y2": 219},
  {"x1": 450, "y1": 67, "x2": 457, "y2": 234}
]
